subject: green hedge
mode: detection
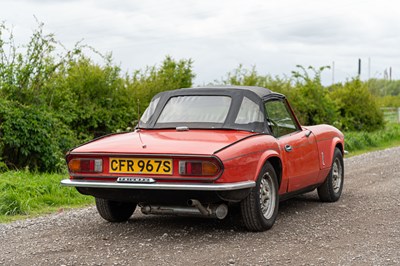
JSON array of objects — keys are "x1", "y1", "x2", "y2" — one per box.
[{"x1": 0, "y1": 99, "x2": 76, "y2": 172}]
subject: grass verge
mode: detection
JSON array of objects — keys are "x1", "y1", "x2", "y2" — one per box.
[
  {"x1": 0, "y1": 171, "x2": 93, "y2": 223},
  {"x1": 344, "y1": 123, "x2": 400, "y2": 157}
]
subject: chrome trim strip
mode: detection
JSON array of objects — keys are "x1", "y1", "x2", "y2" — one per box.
[{"x1": 61, "y1": 179, "x2": 255, "y2": 191}]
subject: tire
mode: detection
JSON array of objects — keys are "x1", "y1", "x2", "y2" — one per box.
[
  {"x1": 240, "y1": 162, "x2": 279, "y2": 232},
  {"x1": 95, "y1": 198, "x2": 137, "y2": 222},
  {"x1": 318, "y1": 148, "x2": 344, "y2": 202},
  {"x1": 227, "y1": 203, "x2": 245, "y2": 230}
]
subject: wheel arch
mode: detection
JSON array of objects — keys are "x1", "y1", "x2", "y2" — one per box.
[
  {"x1": 255, "y1": 150, "x2": 283, "y2": 190},
  {"x1": 267, "y1": 156, "x2": 282, "y2": 189},
  {"x1": 324, "y1": 137, "x2": 344, "y2": 167},
  {"x1": 334, "y1": 141, "x2": 344, "y2": 155}
]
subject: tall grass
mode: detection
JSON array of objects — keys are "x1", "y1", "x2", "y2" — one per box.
[
  {"x1": 0, "y1": 171, "x2": 93, "y2": 222},
  {"x1": 345, "y1": 123, "x2": 400, "y2": 155}
]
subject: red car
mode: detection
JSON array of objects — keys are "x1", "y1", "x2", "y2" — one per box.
[{"x1": 62, "y1": 86, "x2": 344, "y2": 231}]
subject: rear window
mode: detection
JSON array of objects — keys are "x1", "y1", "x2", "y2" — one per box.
[{"x1": 156, "y1": 96, "x2": 231, "y2": 126}]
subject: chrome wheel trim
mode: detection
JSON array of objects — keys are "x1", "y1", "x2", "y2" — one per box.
[
  {"x1": 259, "y1": 172, "x2": 276, "y2": 219},
  {"x1": 332, "y1": 158, "x2": 343, "y2": 194}
]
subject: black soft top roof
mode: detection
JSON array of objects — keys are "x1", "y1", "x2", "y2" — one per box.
[
  {"x1": 190, "y1": 86, "x2": 272, "y2": 98},
  {"x1": 169, "y1": 86, "x2": 284, "y2": 101},
  {"x1": 139, "y1": 86, "x2": 285, "y2": 133}
]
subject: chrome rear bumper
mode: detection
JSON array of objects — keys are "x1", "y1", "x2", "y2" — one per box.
[{"x1": 61, "y1": 179, "x2": 255, "y2": 191}]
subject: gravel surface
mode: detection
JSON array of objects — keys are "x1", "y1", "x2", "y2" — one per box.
[{"x1": 1, "y1": 147, "x2": 400, "y2": 266}]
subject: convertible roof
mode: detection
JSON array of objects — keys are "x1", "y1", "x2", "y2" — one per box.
[
  {"x1": 175, "y1": 86, "x2": 284, "y2": 101},
  {"x1": 140, "y1": 86, "x2": 286, "y2": 133},
  {"x1": 189, "y1": 86, "x2": 272, "y2": 98}
]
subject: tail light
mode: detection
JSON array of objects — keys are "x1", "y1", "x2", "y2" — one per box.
[
  {"x1": 179, "y1": 160, "x2": 220, "y2": 176},
  {"x1": 68, "y1": 158, "x2": 103, "y2": 173}
]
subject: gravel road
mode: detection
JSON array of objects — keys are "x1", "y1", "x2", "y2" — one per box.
[{"x1": 1, "y1": 147, "x2": 400, "y2": 266}]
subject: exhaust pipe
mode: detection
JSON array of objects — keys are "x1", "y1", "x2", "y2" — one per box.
[
  {"x1": 140, "y1": 200, "x2": 228, "y2": 220},
  {"x1": 187, "y1": 199, "x2": 228, "y2": 220},
  {"x1": 187, "y1": 199, "x2": 209, "y2": 216}
]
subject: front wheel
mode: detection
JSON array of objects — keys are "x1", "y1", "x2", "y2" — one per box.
[
  {"x1": 95, "y1": 198, "x2": 137, "y2": 222},
  {"x1": 318, "y1": 148, "x2": 344, "y2": 202},
  {"x1": 240, "y1": 162, "x2": 279, "y2": 232}
]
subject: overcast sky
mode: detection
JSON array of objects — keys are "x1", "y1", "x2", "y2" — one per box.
[{"x1": 1, "y1": 0, "x2": 399, "y2": 85}]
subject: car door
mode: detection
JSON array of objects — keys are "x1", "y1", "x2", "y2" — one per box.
[{"x1": 264, "y1": 99, "x2": 320, "y2": 192}]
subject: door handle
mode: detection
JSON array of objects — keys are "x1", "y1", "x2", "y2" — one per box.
[{"x1": 284, "y1": 144, "x2": 292, "y2": 152}]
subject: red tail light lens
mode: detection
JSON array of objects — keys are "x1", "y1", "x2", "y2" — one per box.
[
  {"x1": 179, "y1": 160, "x2": 220, "y2": 176},
  {"x1": 68, "y1": 158, "x2": 103, "y2": 173}
]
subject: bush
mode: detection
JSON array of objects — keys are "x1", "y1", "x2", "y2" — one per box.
[
  {"x1": 46, "y1": 56, "x2": 136, "y2": 139},
  {"x1": 289, "y1": 65, "x2": 338, "y2": 126},
  {"x1": 0, "y1": 99, "x2": 76, "y2": 172},
  {"x1": 330, "y1": 79, "x2": 384, "y2": 131}
]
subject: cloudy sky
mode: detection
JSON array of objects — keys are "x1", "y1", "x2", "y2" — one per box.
[{"x1": 1, "y1": 0, "x2": 399, "y2": 85}]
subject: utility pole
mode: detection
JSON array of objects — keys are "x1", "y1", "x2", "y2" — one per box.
[
  {"x1": 358, "y1": 58, "x2": 361, "y2": 77},
  {"x1": 368, "y1": 57, "x2": 371, "y2": 80},
  {"x1": 390, "y1": 67, "x2": 392, "y2": 81}
]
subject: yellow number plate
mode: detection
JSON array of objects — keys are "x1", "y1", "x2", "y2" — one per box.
[{"x1": 109, "y1": 158, "x2": 172, "y2": 175}]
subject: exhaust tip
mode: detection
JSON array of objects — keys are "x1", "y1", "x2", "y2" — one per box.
[
  {"x1": 215, "y1": 204, "x2": 228, "y2": 220},
  {"x1": 141, "y1": 205, "x2": 151, "y2": 214},
  {"x1": 189, "y1": 199, "x2": 228, "y2": 220}
]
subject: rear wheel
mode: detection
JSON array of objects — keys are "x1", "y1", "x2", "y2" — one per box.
[
  {"x1": 240, "y1": 162, "x2": 279, "y2": 231},
  {"x1": 95, "y1": 198, "x2": 136, "y2": 222},
  {"x1": 318, "y1": 148, "x2": 344, "y2": 202}
]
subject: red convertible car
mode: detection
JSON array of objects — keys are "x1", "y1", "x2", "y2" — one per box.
[{"x1": 62, "y1": 86, "x2": 344, "y2": 231}]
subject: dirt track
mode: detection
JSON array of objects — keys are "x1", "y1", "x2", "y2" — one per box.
[{"x1": 1, "y1": 147, "x2": 400, "y2": 265}]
